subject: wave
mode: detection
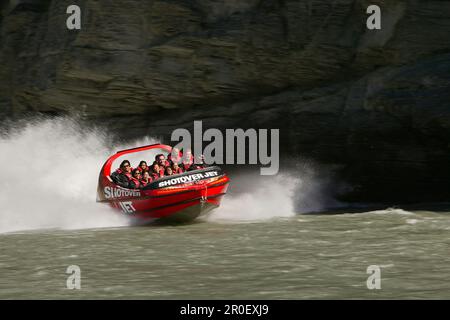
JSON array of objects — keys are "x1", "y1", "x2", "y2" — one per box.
[{"x1": 0, "y1": 117, "x2": 146, "y2": 233}]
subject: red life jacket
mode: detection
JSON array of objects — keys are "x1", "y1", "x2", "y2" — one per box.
[
  {"x1": 140, "y1": 178, "x2": 151, "y2": 187},
  {"x1": 150, "y1": 167, "x2": 164, "y2": 176},
  {"x1": 181, "y1": 163, "x2": 191, "y2": 171},
  {"x1": 115, "y1": 168, "x2": 132, "y2": 180},
  {"x1": 172, "y1": 167, "x2": 183, "y2": 174},
  {"x1": 150, "y1": 172, "x2": 160, "y2": 180},
  {"x1": 181, "y1": 154, "x2": 194, "y2": 169},
  {"x1": 136, "y1": 166, "x2": 148, "y2": 173},
  {"x1": 129, "y1": 177, "x2": 140, "y2": 189}
]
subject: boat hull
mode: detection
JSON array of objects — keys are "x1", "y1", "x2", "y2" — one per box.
[
  {"x1": 97, "y1": 148, "x2": 230, "y2": 225},
  {"x1": 107, "y1": 181, "x2": 228, "y2": 224},
  {"x1": 131, "y1": 200, "x2": 220, "y2": 225}
]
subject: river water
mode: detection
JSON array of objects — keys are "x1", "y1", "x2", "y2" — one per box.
[
  {"x1": 1, "y1": 208, "x2": 449, "y2": 299},
  {"x1": 0, "y1": 118, "x2": 449, "y2": 299}
]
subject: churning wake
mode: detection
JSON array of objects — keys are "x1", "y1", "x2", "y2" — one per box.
[
  {"x1": 208, "y1": 166, "x2": 342, "y2": 222},
  {"x1": 0, "y1": 117, "x2": 344, "y2": 232},
  {"x1": 208, "y1": 174, "x2": 299, "y2": 222},
  {"x1": 0, "y1": 117, "x2": 155, "y2": 233}
]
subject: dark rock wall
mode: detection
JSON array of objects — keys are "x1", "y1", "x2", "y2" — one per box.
[{"x1": 1, "y1": 0, "x2": 450, "y2": 201}]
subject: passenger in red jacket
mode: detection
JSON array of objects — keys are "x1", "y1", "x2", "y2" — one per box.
[
  {"x1": 171, "y1": 163, "x2": 183, "y2": 175},
  {"x1": 165, "y1": 167, "x2": 174, "y2": 176},
  {"x1": 154, "y1": 154, "x2": 170, "y2": 168},
  {"x1": 181, "y1": 150, "x2": 194, "y2": 171},
  {"x1": 128, "y1": 169, "x2": 142, "y2": 189},
  {"x1": 136, "y1": 160, "x2": 149, "y2": 173},
  {"x1": 181, "y1": 152, "x2": 206, "y2": 171},
  {"x1": 140, "y1": 171, "x2": 152, "y2": 188},
  {"x1": 168, "y1": 147, "x2": 182, "y2": 165},
  {"x1": 110, "y1": 160, "x2": 133, "y2": 187},
  {"x1": 150, "y1": 164, "x2": 163, "y2": 180}
]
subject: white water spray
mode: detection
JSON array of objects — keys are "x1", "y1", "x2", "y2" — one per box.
[
  {"x1": 0, "y1": 117, "x2": 343, "y2": 231},
  {"x1": 208, "y1": 174, "x2": 298, "y2": 222},
  {"x1": 208, "y1": 165, "x2": 341, "y2": 222},
  {"x1": 0, "y1": 117, "x2": 157, "y2": 233}
]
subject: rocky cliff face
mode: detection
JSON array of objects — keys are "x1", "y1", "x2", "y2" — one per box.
[{"x1": 1, "y1": 0, "x2": 450, "y2": 201}]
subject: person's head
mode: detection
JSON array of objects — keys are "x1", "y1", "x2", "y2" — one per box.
[
  {"x1": 172, "y1": 163, "x2": 179, "y2": 170},
  {"x1": 142, "y1": 171, "x2": 150, "y2": 181},
  {"x1": 155, "y1": 154, "x2": 166, "y2": 166},
  {"x1": 151, "y1": 163, "x2": 160, "y2": 173},
  {"x1": 120, "y1": 160, "x2": 131, "y2": 173},
  {"x1": 183, "y1": 149, "x2": 192, "y2": 162},
  {"x1": 132, "y1": 169, "x2": 141, "y2": 179},
  {"x1": 165, "y1": 167, "x2": 173, "y2": 175},
  {"x1": 171, "y1": 148, "x2": 180, "y2": 160},
  {"x1": 139, "y1": 161, "x2": 147, "y2": 170}
]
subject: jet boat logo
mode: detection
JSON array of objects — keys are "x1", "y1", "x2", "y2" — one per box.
[
  {"x1": 158, "y1": 171, "x2": 219, "y2": 188},
  {"x1": 104, "y1": 186, "x2": 141, "y2": 199}
]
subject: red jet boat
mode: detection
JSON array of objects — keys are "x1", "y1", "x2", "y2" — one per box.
[{"x1": 97, "y1": 143, "x2": 230, "y2": 224}]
